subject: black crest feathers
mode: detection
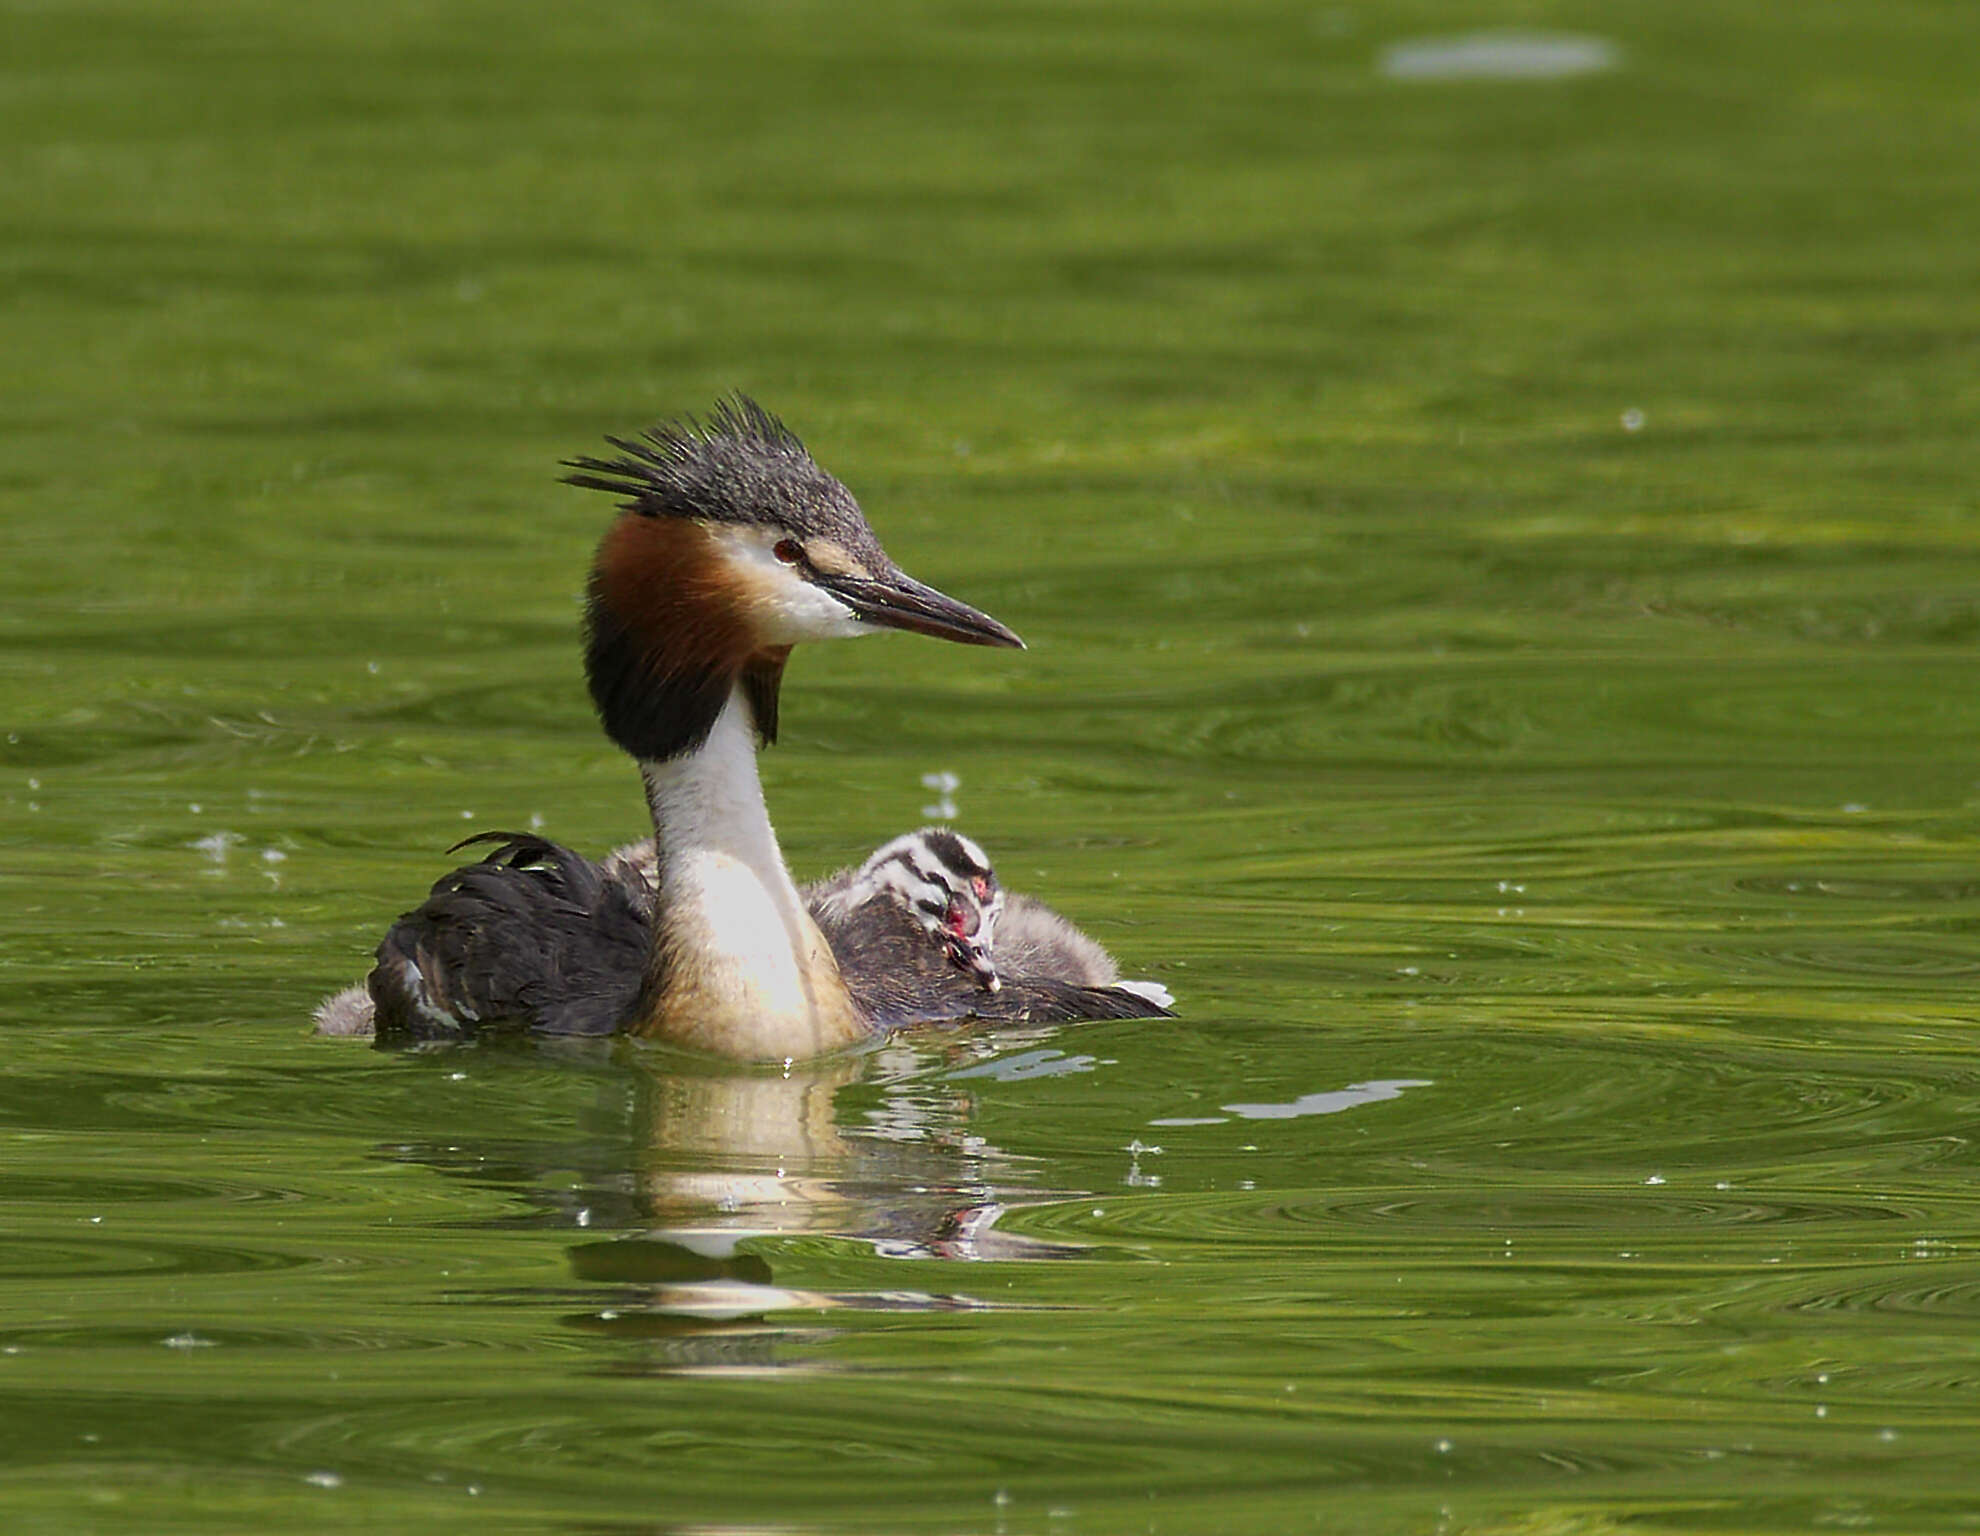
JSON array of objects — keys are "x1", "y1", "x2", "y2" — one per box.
[{"x1": 561, "y1": 395, "x2": 814, "y2": 523}]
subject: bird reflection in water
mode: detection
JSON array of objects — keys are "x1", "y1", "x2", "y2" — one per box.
[{"x1": 381, "y1": 1031, "x2": 1096, "y2": 1373}]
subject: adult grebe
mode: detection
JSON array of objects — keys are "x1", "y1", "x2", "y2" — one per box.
[{"x1": 315, "y1": 398, "x2": 1170, "y2": 1058}]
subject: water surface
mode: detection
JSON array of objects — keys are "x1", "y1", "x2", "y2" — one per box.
[{"x1": 5, "y1": 1, "x2": 1980, "y2": 1530}]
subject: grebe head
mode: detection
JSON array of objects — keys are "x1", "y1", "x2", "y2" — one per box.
[
  {"x1": 850, "y1": 828, "x2": 1005, "y2": 991},
  {"x1": 565, "y1": 397, "x2": 1022, "y2": 761}
]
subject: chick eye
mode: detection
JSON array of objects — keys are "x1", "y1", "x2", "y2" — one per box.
[{"x1": 772, "y1": 538, "x2": 804, "y2": 566}]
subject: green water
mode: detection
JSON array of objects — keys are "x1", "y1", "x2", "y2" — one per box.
[{"x1": 6, "y1": 0, "x2": 1980, "y2": 1529}]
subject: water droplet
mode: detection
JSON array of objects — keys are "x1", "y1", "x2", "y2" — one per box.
[{"x1": 161, "y1": 1333, "x2": 215, "y2": 1350}]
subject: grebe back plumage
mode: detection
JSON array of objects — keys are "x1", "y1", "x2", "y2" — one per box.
[{"x1": 317, "y1": 399, "x2": 1170, "y2": 1057}]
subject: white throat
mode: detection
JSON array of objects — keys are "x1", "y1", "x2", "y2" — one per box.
[{"x1": 638, "y1": 686, "x2": 862, "y2": 1058}]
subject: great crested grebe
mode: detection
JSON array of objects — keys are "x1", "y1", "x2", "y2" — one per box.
[{"x1": 315, "y1": 397, "x2": 1170, "y2": 1059}]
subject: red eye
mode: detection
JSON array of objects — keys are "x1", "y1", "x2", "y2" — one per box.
[
  {"x1": 773, "y1": 539, "x2": 804, "y2": 566},
  {"x1": 944, "y1": 896, "x2": 969, "y2": 937}
]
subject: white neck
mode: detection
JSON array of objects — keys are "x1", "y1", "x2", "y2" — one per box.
[{"x1": 637, "y1": 686, "x2": 864, "y2": 1058}]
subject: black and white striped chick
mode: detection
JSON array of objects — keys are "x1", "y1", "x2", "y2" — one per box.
[
  {"x1": 809, "y1": 828, "x2": 1006, "y2": 994},
  {"x1": 314, "y1": 398, "x2": 1171, "y2": 1058}
]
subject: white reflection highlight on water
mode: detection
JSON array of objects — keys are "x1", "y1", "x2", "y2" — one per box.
[
  {"x1": 1380, "y1": 33, "x2": 1619, "y2": 81},
  {"x1": 1150, "y1": 1078, "x2": 1432, "y2": 1126},
  {"x1": 946, "y1": 1047, "x2": 1099, "y2": 1081}
]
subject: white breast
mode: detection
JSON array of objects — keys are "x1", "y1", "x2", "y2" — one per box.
[{"x1": 639, "y1": 687, "x2": 864, "y2": 1057}]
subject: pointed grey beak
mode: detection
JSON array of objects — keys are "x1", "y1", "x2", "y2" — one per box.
[{"x1": 816, "y1": 568, "x2": 1025, "y2": 649}]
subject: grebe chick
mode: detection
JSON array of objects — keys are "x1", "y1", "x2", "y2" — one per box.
[
  {"x1": 316, "y1": 398, "x2": 1170, "y2": 1058},
  {"x1": 809, "y1": 828, "x2": 1005, "y2": 992}
]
